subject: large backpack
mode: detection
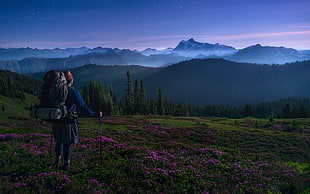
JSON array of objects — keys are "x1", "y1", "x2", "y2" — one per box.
[{"x1": 30, "y1": 70, "x2": 75, "y2": 121}]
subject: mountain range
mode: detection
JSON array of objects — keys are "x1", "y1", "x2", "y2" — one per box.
[{"x1": 1, "y1": 38, "x2": 310, "y2": 74}]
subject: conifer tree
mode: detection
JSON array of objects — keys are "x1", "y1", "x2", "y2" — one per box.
[
  {"x1": 93, "y1": 81, "x2": 102, "y2": 110},
  {"x1": 82, "y1": 83, "x2": 89, "y2": 105},
  {"x1": 140, "y1": 80, "x2": 145, "y2": 114},
  {"x1": 109, "y1": 85, "x2": 121, "y2": 115},
  {"x1": 134, "y1": 79, "x2": 140, "y2": 114},
  {"x1": 282, "y1": 103, "x2": 291, "y2": 118},
  {"x1": 88, "y1": 80, "x2": 95, "y2": 109},
  {"x1": 109, "y1": 85, "x2": 114, "y2": 99},
  {"x1": 7, "y1": 77, "x2": 15, "y2": 98},
  {"x1": 0, "y1": 77, "x2": 8, "y2": 97},
  {"x1": 298, "y1": 105, "x2": 308, "y2": 118},
  {"x1": 242, "y1": 104, "x2": 254, "y2": 117},
  {"x1": 81, "y1": 80, "x2": 119, "y2": 115},
  {"x1": 157, "y1": 89, "x2": 164, "y2": 115},
  {"x1": 149, "y1": 99, "x2": 157, "y2": 115},
  {"x1": 125, "y1": 70, "x2": 134, "y2": 114}
]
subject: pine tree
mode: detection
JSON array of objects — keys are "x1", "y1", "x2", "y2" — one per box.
[
  {"x1": 292, "y1": 105, "x2": 307, "y2": 118},
  {"x1": 298, "y1": 105, "x2": 308, "y2": 118},
  {"x1": 109, "y1": 85, "x2": 121, "y2": 115},
  {"x1": 93, "y1": 81, "x2": 101, "y2": 110},
  {"x1": 268, "y1": 111, "x2": 275, "y2": 125},
  {"x1": 157, "y1": 89, "x2": 164, "y2": 115},
  {"x1": 134, "y1": 79, "x2": 140, "y2": 114},
  {"x1": 242, "y1": 104, "x2": 254, "y2": 117},
  {"x1": 82, "y1": 83, "x2": 89, "y2": 105},
  {"x1": 109, "y1": 85, "x2": 114, "y2": 99},
  {"x1": 282, "y1": 103, "x2": 291, "y2": 118},
  {"x1": 88, "y1": 80, "x2": 95, "y2": 109},
  {"x1": 149, "y1": 99, "x2": 157, "y2": 115},
  {"x1": 7, "y1": 77, "x2": 15, "y2": 98},
  {"x1": 125, "y1": 71, "x2": 134, "y2": 114},
  {"x1": 140, "y1": 80, "x2": 145, "y2": 114}
]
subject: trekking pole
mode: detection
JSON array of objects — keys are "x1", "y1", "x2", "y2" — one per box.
[
  {"x1": 99, "y1": 111, "x2": 103, "y2": 165},
  {"x1": 49, "y1": 131, "x2": 53, "y2": 158},
  {"x1": 49, "y1": 124, "x2": 53, "y2": 158}
]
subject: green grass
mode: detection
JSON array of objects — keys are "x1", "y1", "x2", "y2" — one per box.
[
  {"x1": 0, "y1": 94, "x2": 38, "y2": 119},
  {"x1": 286, "y1": 162, "x2": 310, "y2": 173},
  {"x1": 1, "y1": 96, "x2": 310, "y2": 193},
  {"x1": 150, "y1": 117, "x2": 197, "y2": 128}
]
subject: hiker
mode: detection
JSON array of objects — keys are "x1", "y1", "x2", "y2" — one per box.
[{"x1": 51, "y1": 70, "x2": 98, "y2": 170}]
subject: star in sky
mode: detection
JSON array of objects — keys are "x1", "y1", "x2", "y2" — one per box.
[{"x1": 0, "y1": 0, "x2": 309, "y2": 50}]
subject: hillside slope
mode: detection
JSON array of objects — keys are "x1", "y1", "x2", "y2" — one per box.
[
  {"x1": 30, "y1": 64, "x2": 162, "y2": 98},
  {"x1": 29, "y1": 59, "x2": 310, "y2": 106},
  {"x1": 0, "y1": 93, "x2": 38, "y2": 122},
  {"x1": 143, "y1": 59, "x2": 310, "y2": 105}
]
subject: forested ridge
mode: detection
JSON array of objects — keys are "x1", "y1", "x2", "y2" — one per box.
[
  {"x1": 0, "y1": 69, "x2": 41, "y2": 101},
  {"x1": 82, "y1": 71, "x2": 310, "y2": 119},
  {"x1": 30, "y1": 59, "x2": 310, "y2": 106},
  {"x1": 143, "y1": 59, "x2": 310, "y2": 105},
  {"x1": 3, "y1": 59, "x2": 310, "y2": 119}
]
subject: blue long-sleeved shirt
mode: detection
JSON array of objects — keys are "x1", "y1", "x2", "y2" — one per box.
[{"x1": 63, "y1": 86, "x2": 97, "y2": 123}]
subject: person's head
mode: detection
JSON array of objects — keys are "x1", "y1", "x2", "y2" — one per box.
[{"x1": 63, "y1": 71, "x2": 74, "y2": 85}]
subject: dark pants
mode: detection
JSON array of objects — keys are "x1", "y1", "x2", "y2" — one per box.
[
  {"x1": 55, "y1": 142, "x2": 71, "y2": 163},
  {"x1": 52, "y1": 122, "x2": 79, "y2": 164}
]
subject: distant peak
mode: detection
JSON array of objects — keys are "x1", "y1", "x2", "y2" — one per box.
[
  {"x1": 188, "y1": 38, "x2": 196, "y2": 42},
  {"x1": 245, "y1": 44, "x2": 262, "y2": 49},
  {"x1": 143, "y1": 48, "x2": 157, "y2": 51}
]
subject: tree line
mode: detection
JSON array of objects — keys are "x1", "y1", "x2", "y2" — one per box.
[
  {"x1": 2, "y1": 69, "x2": 310, "y2": 119},
  {"x1": 81, "y1": 71, "x2": 191, "y2": 116},
  {"x1": 80, "y1": 70, "x2": 310, "y2": 119},
  {"x1": 81, "y1": 80, "x2": 122, "y2": 116},
  {"x1": 0, "y1": 70, "x2": 41, "y2": 101}
]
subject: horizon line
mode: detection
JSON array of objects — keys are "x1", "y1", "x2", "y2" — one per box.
[{"x1": 1, "y1": 33, "x2": 310, "y2": 51}]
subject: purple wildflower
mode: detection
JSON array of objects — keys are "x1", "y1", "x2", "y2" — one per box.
[
  {"x1": 80, "y1": 145, "x2": 88, "y2": 149},
  {"x1": 99, "y1": 136, "x2": 117, "y2": 143},
  {"x1": 88, "y1": 179, "x2": 102, "y2": 187},
  {"x1": 13, "y1": 183, "x2": 27, "y2": 188}
]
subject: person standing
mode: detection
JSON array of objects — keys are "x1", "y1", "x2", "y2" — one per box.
[{"x1": 52, "y1": 70, "x2": 98, "y2": 170}]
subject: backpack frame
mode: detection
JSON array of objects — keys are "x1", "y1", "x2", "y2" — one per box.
[{"x1": 30, "y1": 70, "x2": 76, "y2": 121}]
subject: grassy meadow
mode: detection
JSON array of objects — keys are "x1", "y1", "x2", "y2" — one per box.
[{"x1": 0, "y1": 95, "x2": 310, "y2": 193}]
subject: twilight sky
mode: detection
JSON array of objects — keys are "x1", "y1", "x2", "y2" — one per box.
[{"x1": 1, "y1": 0, "x2": 309, "y2": 50}]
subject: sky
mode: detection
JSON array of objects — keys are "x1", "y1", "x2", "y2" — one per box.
[{"x1": 0, "y1": 0, "x2": 309, "y2": 50}]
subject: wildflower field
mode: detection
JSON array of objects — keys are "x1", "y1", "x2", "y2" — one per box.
[{"x1": 1, "y1": 115, "x2": 310, "y2": 193}]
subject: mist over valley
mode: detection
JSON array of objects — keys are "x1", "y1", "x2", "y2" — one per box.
[
  {"x1": 1, "y1": 38, "x2": 310, "y2": 107},
  {"x1": 1, "y1": 38, "x2": 310, "y2": 74}
]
